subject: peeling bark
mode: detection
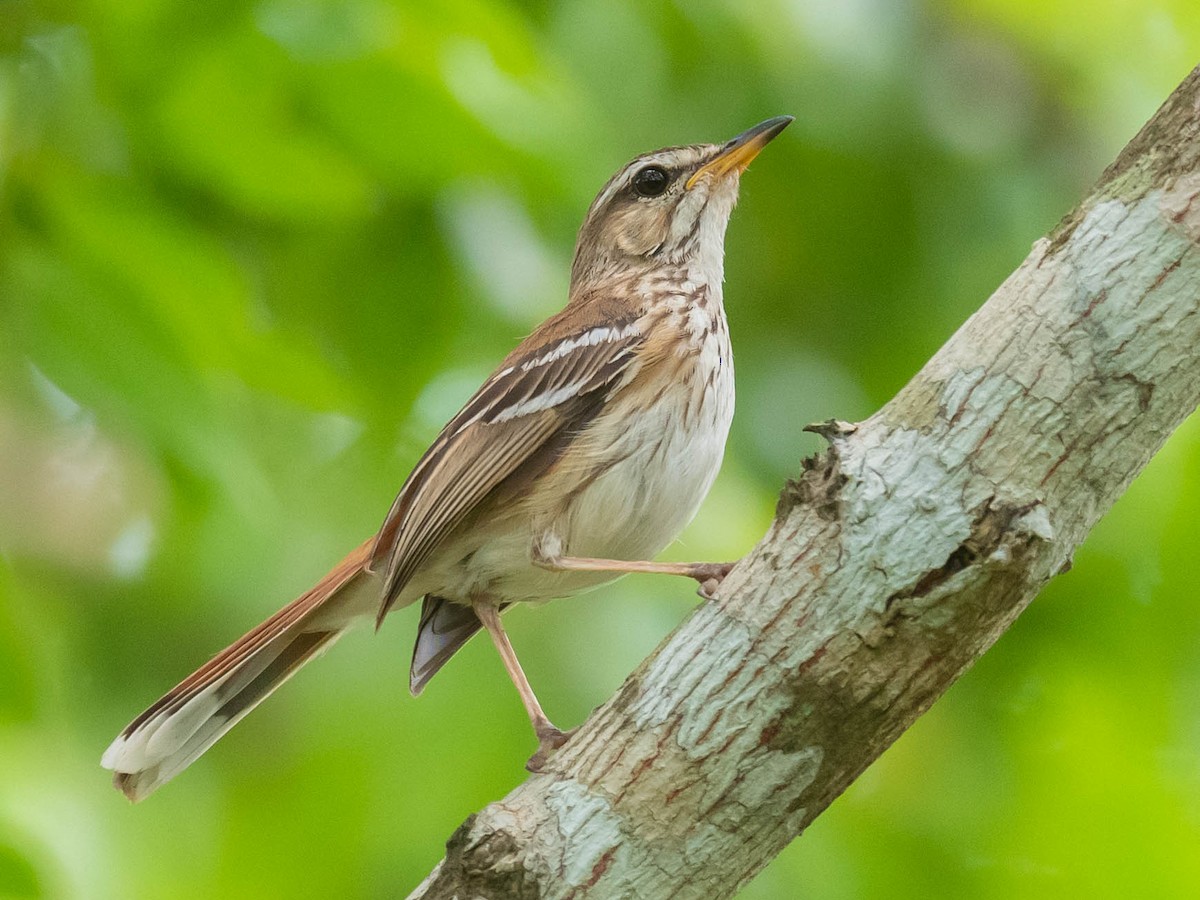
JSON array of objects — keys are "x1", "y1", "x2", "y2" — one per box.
[{"x1": 408, "y1": 65, "x2": 1200, "y2": 899}]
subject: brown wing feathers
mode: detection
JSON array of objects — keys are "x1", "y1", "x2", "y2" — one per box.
[{"x1": 370, "y1": 317, "x2": 645, "y2": 619}]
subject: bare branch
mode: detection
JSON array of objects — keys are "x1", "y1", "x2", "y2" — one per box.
[{"x1": 409, "y1": 65, "x2": 1200, "y2": 899}]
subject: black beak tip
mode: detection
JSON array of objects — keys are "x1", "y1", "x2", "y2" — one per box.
[
  {"x1": 727, "y1": 115, "x2": 794, "y2": 149},
  {"x1": 761, "y1": 115, "x2": 795, "y2": 133}
]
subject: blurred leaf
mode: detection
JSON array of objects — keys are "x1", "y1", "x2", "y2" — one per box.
[
  {"x1": 0, "y1": 840, "x2": 40, "y2": 898},
  {"x1": 0, "y1": 568, "x2": 37, "y2": 725},
  {"x1": 155, "y1": 30, "x2": 375, "y2": 222},
  {"x1": 0, "y1": 840, "x2": 40, "y2": 897}
]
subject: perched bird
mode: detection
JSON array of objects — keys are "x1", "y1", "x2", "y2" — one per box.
[{"x1": 102, "y1": 116, "x2": 793, "y2": 801}]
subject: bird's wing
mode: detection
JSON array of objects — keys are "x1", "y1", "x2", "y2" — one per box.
[{"x1": 370, "y1": 314, "x2": 645, "y2": 618}]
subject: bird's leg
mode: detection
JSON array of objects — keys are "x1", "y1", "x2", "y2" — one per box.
[
  {"x1": 472, "y1": 599, "x2": 573, "y2": 771},
  {"x1": 532, "y1": 547, "x2": 736, "y2": 599}
]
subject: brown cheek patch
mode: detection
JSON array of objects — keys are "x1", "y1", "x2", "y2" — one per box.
[{"x1": 613, "y1": 203, "x2": 670, "y2": 256}]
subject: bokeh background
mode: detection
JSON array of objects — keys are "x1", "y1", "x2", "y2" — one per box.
[{"x1": 1, "y1": 0, "x2": 1199, "y2": 897}]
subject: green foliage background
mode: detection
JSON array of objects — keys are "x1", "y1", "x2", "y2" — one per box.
[{"x1": 1, "y1": 1, "x2": 1199, "y2": 897}]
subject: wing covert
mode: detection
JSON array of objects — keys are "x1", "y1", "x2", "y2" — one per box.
[{"x1": 370, "y1": 318, "x2": 644, "y2": 617}]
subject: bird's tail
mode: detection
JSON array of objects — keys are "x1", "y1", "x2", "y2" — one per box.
[{"x1": 102, "y1": 539, "x2": 376, "y2": 802}]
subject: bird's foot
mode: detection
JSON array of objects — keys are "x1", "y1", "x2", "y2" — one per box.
[
  {"x1": 526, "y1": 724, "x2": 576, "y2": 773},
  {"x1": 691, "y1": 561, "x2": 735, "y2": 600}
]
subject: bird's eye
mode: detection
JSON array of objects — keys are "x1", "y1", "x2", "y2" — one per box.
[{"x1": 632, "y1": 166, "x2": 671, "y2": 198}]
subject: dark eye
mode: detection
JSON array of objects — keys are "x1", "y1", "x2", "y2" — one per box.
[{"x1": 632, "y1": 165, "x2": 670, "y2": 198}]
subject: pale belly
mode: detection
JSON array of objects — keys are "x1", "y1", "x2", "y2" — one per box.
[{"x1": 412, "y1": 351, "x2": 735, "y2": 606}]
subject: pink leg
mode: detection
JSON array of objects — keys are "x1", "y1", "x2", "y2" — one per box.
[
  {"x1": 533, "y1": 551, "x2": 736, "y2": 599},
  {"x1": 473, "y1": 601, "x2": 572, "y2": 770}
]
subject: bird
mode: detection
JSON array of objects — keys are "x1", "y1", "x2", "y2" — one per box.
[{"x1": 102, "y1": 115, "x2": 793, "y2": 801}]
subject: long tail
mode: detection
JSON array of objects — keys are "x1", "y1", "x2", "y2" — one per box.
[{"x1": 102, "y1": 539, "x2": 376, "y2": 802}]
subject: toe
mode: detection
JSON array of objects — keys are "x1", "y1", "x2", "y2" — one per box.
[{"x1": 526, "y1": 726, "x2": 576, "y2": 771}]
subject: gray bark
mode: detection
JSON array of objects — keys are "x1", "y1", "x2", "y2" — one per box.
[{"x1": 408, "y1": 65, "x2": 1200, "y2": 899}]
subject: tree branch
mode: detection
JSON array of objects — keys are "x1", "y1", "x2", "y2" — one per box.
[{"x1": 408, "y1": 65, "x2": 1200, "y2": 899}]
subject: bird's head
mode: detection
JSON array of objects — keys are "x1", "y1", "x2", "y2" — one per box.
[{"x1": 570, "y1": 116, "x2": 792, "y2": 292}]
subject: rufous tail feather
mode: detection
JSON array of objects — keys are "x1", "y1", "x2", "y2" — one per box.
[{"x1": 102, "y1": 539, "x2": 375, "y2": 802}]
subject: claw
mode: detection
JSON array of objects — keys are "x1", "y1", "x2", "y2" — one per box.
[
  {"x1": 692, "y1": 562, "x2": 734, "y2": 599},
  {"x1": 526, "y1": 725, "x2": 575, "y2": 772}
]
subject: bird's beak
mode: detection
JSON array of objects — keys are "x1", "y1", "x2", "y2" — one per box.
[{"x1": 686, "y1": 116, "x2": 793, "y2": 190}]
